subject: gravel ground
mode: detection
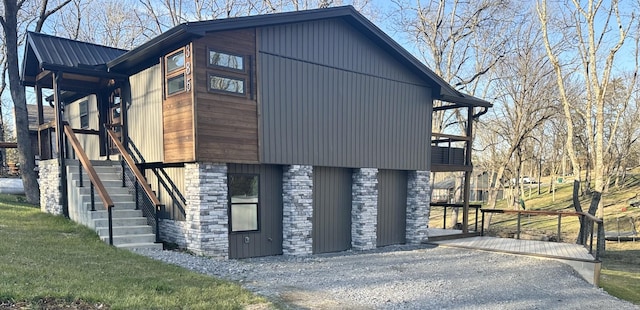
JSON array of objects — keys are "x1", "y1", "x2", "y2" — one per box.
[{"x1": 133, "y1": 245, "x2": 639, "y2": 309}]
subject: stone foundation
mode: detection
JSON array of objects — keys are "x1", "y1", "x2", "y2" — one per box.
[
  {"x1": 182, "y1": 163, "x2": 229, "y2": 258},
  {"x1": 351, "y1": 168, "x2": 378, "y2": 250},
  {"x1": 282, "y1": 165, "x2": 313, "y2": 256},
  {"x1": 406, "y1": 170, "x2": 430, "y2": 244},
  {"x1": 39, "y1": 159, "x2": 62, "y2": 215},
  {"x1": 158, "y1": 219, "x2": 189, "y2": 248}
]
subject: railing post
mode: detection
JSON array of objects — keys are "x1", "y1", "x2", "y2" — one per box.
[
  {"x1": 596, "y1": 221, "x2": 605, "y2": 260},
  {"x1": 480, "y1": 211, "x2": 485, "y2": 236},
  {"x1": 108, "y1": 206, "x2": 114, "y2": 246},
  {"x1": 90, "y1": 182, "x2": 95, "y2": 211},
  {"x1": 155, "y1": 205, "x2": 162, "y2": 243},
  {"x1": 474, "y1": 207, "x2": 479, "y2": 232},
  {"x1": 516, "y1": 212, "x2": 521, "y2": 239},
  {"x1": 78, "y1": 163, "x2": 83, "y2": 188},
  {"x1": 121, "y1": 159, "x2": 126, "y2": 187},
  {"x1": 443, "y1": 207, "x2": 447, "y2": 229},
  {"x1": 589, "y1": 221, "x2": 595, "y2": 254},
  {"x1": 135, "y1": 180, "x2": 139, "y2": 210},
  {"x1": 557, "y1": 215, "x2": 562, "y2": 242}
]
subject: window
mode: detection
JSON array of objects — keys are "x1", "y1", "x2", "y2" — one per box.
[
  {"x1": 79, "y1": 100, "x2": 89, "y2": 128},
  {"x1": 208, "y1": 74, "x2": 245, "y2": 94},
  {"x1": 228, "y1": 174, "x2": 259, "y2": 232},
  {"x1": 208, "y1": 50, "x2": 244, "y2": 71},
  {"x1": 164, "y1": 46, "x2": 191, "y2": 96}
]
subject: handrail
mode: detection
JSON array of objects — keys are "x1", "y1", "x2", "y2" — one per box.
[
  {"x1": 63, "y1": 125, "x2": 114, "y2": 209},
  {"x1": 480, "y1": 208, "x2": 604, "y2": 260},
  {"x1": 105, "y1": 128, "x2": 162, "y2": 207},
  {"x1": 430, "y1": 203, "x2": 482, "y2": 232},
  {"x1": 63, "y1": 124, "x2": 114, "y2": 245}
]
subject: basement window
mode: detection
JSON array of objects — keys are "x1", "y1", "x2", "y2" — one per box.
[{"x1": 228, "y1": 174, "x2": 259, "y2": 232}]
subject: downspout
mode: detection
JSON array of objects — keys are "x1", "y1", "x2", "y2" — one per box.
[{"x1": 52, "y1": 72, "x2": 68, "y2": 218}]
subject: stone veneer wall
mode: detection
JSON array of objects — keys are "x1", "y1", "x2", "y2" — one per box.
[
  {"x1": 158, "y1": 219, "x2": 189, "y2": 248},
  {"x1": 282, "y1": 165, "x2": 313, "y2": 255},
  {"x1": 351, "y1": 168, "x2": 378, "y2": 250},
  {"x1": 181, "y1": 163, "x2": 229, "y2": 258},
  {"x1": 406, "y1": 170, "x2": 430, "y2": 244},
  {"x1": 39, "y1": 159, "x2": 62, "y2": 215}
]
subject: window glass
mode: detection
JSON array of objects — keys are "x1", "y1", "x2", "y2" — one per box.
[
  {"x1": 209, "y1": 50, "x2": 244, "y2": 70},
  {"x1": 79, "y1": 100, "x2": 89, "y2": 128},
  {"x1": 209, "y1": 75, "x2": 244, "y2": 94},
  {"x1": 167, "y1": 75, "x2": 185, "y2": 95},
  {"x1": 229, "y1": 174, "x2": 259, "y2": 232},
  {"x1": 166, "y1": 50, "x2": 185, "y2": 72}
]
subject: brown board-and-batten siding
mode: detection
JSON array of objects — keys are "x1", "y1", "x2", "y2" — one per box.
[
  {"x1": 377, "y1": 169, "x2": 408, "y2": 247},
  {"x1": 313, "y1": 167, "x2": 352, "y2": 254},
  {"x1": 258, "y1": 18, "x2": 433, "y2": 170},
  {"x1": 192, "y1": 29, "x2": 259, "y2": 164},
  {"x1": 227, "y1": 164, "x2": 283, "y2": 259}
]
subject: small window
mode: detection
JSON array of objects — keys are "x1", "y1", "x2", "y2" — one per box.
[
  {"x1": 167, "y1": 75, "x2": 185, "y2": 95},
  {"x1": 79, "y1": 100, "x2": 89, "y2": 128},
  {"x1": 209, "y1": 50, "x2": 244, "y2": 71},
  {"x1": 208, "y1": 74, "x2": 245, "y2": 94},
  {"x1": 228, "y1": 174, "x2": 259, "y2": 232},
  {"x1": 166, "y1": 50, "x2": 185, "y2": 73}
]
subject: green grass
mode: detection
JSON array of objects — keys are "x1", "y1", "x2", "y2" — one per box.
[
  {"x1": 0, "y1": 198, "x2": 270, "y2": 309},
  {"x1": 460, "y1": 172, "x2": 640, "y2": 305}
]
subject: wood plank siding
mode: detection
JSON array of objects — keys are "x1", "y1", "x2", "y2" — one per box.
[
  {"x1": 192, "y1": 29, "x2": 259, "y2": 164},
  {"x1": 258, "y1": 19, "x2": 433, "y2": 170},
  {"x1": 129, "y1": 64, "x2": 164, "y2": 162}
]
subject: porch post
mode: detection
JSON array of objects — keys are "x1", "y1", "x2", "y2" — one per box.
[
  {"x1": 462, "y1": 107, "x2": 473, "y2": 233},
  {"x1": 52, "y1": 72, "x2": 68, "y2": 218},
  {"x1": 35, "y1": 85, "x2": 45, "y2": 159}
]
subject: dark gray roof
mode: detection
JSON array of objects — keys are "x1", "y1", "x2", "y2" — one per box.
[
  {"x1": 21, "y1": 31, "x2": 127, "y2": 84},
  {"x1": 107, "y1": 5, "x2": 489, "y2": 107}
]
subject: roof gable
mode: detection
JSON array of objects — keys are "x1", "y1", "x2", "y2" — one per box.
[{"x1": 21, "y1": 32, "x2": 127, "y2": 84}]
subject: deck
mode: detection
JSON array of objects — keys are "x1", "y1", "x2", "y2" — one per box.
[{"x1": 426, "y1": 229, "x2": 601, "y2": 285}]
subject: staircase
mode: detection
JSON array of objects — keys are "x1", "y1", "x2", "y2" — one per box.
[{"x1": 66, "y1": 160, "x2": 163, "y2": 250}]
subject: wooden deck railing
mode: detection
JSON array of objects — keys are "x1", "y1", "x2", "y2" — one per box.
[
  {"x1": 480, "y1": 209, "x2": 605, "y2": 260},
  {"x1": 63, "y1": 124, "x2": 115, "y2": 245},
  {"x1": 106, "y1": 128, "x2": 163, "y2": 240},
  {"x1": 430, "y1": 203, "x2": 482, "y2": 232}
]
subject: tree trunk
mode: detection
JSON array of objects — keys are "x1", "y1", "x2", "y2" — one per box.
[{"x1": 2, "y1": 0, "x2": 40, "y2": 205}]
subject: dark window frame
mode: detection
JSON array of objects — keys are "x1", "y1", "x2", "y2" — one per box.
[
  {"x1": 207, "y1": 48, "x2": 246, "y2": 72},
  {"x1": 207, "y1": 72, "x2": 247, "y2": 96},
  {"x1": 164, "y1": 47, "x2": 187, "y2": 97},
  {"x1": 228, "y1": 173, "x2": 260, "y2": 233},
  {"x1": 79, "y1": 100, "x2": 89, "y2": 128}
]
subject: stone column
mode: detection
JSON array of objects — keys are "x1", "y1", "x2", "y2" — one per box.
[
  {"x1": 351, "y1": 168, "x2": 378, "y2": 250},
  {"x1": 406, "y1": 170, "x2": 430, "y2": 244},
  {"x1": 282, "y1": 165, "x2": 313, "y2": 256},
  {"x1": 39, "y1": 159, "x2": 62, "y2": 215},
  {"x1": 183, "y1": 163, "x2": 229, "y2": 258}
]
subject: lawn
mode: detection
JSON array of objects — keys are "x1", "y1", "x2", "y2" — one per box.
[{"x1": 0, "y1": 195, "x2": 270, "y2": 309}]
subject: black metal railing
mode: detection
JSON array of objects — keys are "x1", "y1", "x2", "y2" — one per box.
[
  {"x1": 106, "y1": 127, "x2": 164, "y2": 243},
  {"x1": 480, "y1": 209, "x2": 605, "y2": 261},
  {"x1": 429, "y1": 203, "x2": 482, "y2": 232}
]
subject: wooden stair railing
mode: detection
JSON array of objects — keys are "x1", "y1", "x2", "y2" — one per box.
[
  {"x1": 106, "y1": 128, "x2": 163, "y2": 240},
  {"x1": 63, "y1": 124, "x2": 115, "y2": 245}
]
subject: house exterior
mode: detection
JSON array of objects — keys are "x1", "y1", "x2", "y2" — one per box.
[{"x1": 21, "y1": 6, "x2": 490, "y2": 258}]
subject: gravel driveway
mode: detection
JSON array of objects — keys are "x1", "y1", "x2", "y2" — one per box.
[{"x1": 134, "y1": 244, "x2": 638, "y2": 309}]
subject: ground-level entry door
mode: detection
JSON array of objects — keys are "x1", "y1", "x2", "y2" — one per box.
[
  {"x1": 377, "y1": 170, "x2": 408, "y2": 247},
  {"x1": 313, "y1": 167, "x2": 352, "y2": 254},
  {"x1": 228, "y1": 164, "x2": 283, "y2": 259}
]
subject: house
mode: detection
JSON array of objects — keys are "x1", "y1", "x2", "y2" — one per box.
[{"x1": 21, "y1": 6, "x2": 490, "y2": 258}]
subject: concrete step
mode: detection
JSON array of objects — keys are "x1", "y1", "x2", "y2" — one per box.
[
  {"x1": 88, "y1": 209, "x2": 142, "y2": 220},
  {"x1": 83, "y1": 201, "x2": 137, "y2": 211},
  {"x1": 76, "y1": 186, "x2": 131, "y2": 196},
  {"x1": 78, "y1": 193, "x2": 134, "y2": 204},
  {"x1": 94, "y1": 217, "x2": 148, "y2": 228},
  {"x1": 71, "y1": 179, "x2": 124, "y2": 188},
  {"x1": 118, "y1": 243, "x2": 164, "y2": 251},
  {"x1": 96, "y1": 225, "x2": 153, "y2": 237},
  {"x1": 101, "y1": 233, "x2": 156, "y2": 245}
]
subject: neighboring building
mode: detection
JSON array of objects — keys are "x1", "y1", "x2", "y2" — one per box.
[
  {"x1": 27, "y1": 104, "x2": 55, "y2": 159},
  {"x1": 21, "y1": 6, "x2": 490, "y2": 258}
]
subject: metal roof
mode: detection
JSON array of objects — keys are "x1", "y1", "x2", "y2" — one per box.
[
  {"x1": 21, "y1": 32, "x2": 127, "y2": 84},
  {"x1": 106, "y1": 5, "x2": 490, "y2": 108}
]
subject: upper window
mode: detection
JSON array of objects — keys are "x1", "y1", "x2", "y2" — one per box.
[
  {"x1": 208, "y1": 50, "x2": 244, "y2": 71},
  {"x1": 79, "y1": 100, "x2": 89, "y2": 128},
  {"x1": 166, "y1": 50, "x2": 185, "y2": 73},
  {"x1": 228, "y1": 174, "x2": 259, "y2": 232},
  {"x1": 164, "y1": 46, "x2": 191, "y2": 97},
  {"x1": 208, "y1": 74, "x2": 245, "y2": 94}
]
